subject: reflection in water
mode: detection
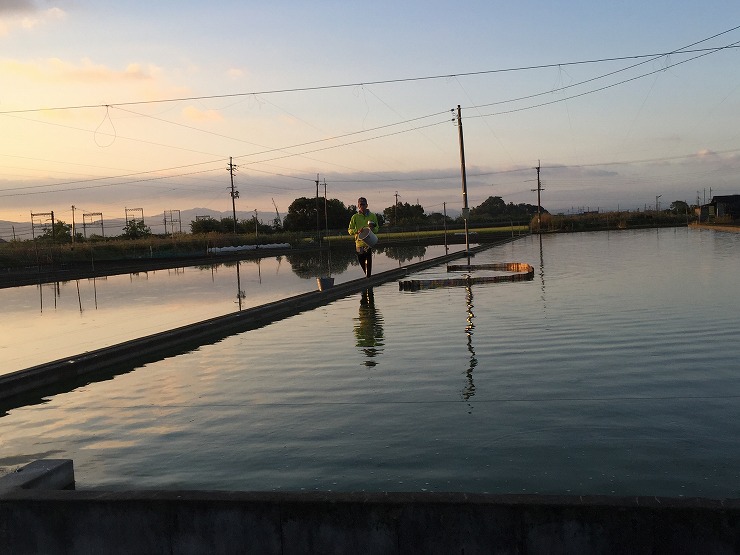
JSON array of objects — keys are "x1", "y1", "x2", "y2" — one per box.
[
  {"x1": 462, "y1": 285, "x2": 477, "y2": 412},
  {"x1": 76, "y1": 280, "x2": 83, "y2": 313},
  {"x1": 379, "y1": 245, "x2": 427, "y2": 265},
  {"x1": 235, "y1": 260, "x2": 246, "y2": 310},
  {"x1": 539, "y1": 234, "x2": 546, "y2": 315},
  {"x1": 354, "y1": 288, "x2": 384, "y2": 367},
  {"x1": 286, "y1": 248, "x2": 353, "y2": 278},
  {"x1": 92, "y1": 277, "x2": 99, "y2": 310},
  {"x1": 38, "y1": 282, "x2": 60, "y2": 313}
]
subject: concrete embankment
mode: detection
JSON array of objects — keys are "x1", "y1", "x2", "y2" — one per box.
[
  {"x1": 1, "y1": 460, "x2": 739, "y2": 554},
  {"x1": 0, "y1": 243, "x2": 501, "y2": 412},
  {"x1": 690, "y1": 223, "x2": 740, "y2": 233}
]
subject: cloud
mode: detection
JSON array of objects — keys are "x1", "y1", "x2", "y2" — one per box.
[
  {"x1": 0, "y1": 4, "x2": 65, "y2": 36},
  {"x1": 1, "y1": 57, "x2": 160, "y2": 83},
  {"x1": 227, "y1": 68, "x2": 245, "y2": 80},
  {"x1": 0, "y1": 0, "x2": 38, "y2": 13},
  {"x1": 182, "y1": 106, "x2": 223, "y2": 122}
]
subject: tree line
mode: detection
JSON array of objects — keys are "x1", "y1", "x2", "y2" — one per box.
[
  {"x1": 14, "y1": 195, "x2": 700, "y2": 244},
  {"x1": 24, "y1": 196, "x2": 547, "y2": 242}
]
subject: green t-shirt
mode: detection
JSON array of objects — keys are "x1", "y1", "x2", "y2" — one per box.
[{"x1": 348, "y1": 211, "x2": 379, "y2": 248}]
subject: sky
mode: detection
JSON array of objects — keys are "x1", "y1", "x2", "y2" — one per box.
[{"x1": 1, "y1": 1, "x2": 740, "y2": 237}]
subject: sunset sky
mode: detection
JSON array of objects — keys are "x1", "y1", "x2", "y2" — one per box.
[{"x1": 2, "y1": 1, "x2": 740, "y2": 236}]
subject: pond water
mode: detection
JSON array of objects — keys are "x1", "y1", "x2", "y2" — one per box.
[
  {"x1": 0, "y1": 243, "x2": 454, "y2": 374},
  {"x1": 1, "y1": 228, "x2": 739, "y2": 498}
]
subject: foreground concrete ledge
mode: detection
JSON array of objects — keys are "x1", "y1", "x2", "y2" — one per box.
[
  {"x1": 3, "y1": 487, "x2": 740, "y2": 510},
  {"x1": 0, "y1": 459, "x2": 74, "y2": 494},
  {"x1": 2, "y1": 487, "x2": 740, "y2": 554},
  {"x1": 2, "y1": 461, "x2": 739, "y2": 553}
]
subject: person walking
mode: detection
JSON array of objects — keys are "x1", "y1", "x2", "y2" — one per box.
[{"x1": 348, "y1": 197, "x2": 379, "y2": 277}]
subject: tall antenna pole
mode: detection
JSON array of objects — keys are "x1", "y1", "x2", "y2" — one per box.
[
  {"x1": 228, "y1": 157, "x2": 239, "y2": 234},
  {"x1": 456, "y1": 105, "x2": 470, "y2": 256}
]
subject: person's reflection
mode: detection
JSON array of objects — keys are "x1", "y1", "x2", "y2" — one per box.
[
  {"x1": 354, "y1": 287, "x2": 384, "y2": 367},
  {"x1": 462, "y1": 284, "x2": 477, "y2": 411}
]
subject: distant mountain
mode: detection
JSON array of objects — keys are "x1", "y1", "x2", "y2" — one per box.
[{"x1": 0, "y1": 208, "x2": 277, "y2": 241}]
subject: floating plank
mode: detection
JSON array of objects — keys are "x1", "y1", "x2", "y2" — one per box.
[
  {"x1": 399, "y1": 263, "x2": 534, "y2": 290},
  {"x1": 447, "y1": 262, "x2": 533, "y2": 272}
]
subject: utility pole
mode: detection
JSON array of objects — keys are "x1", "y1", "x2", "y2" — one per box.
[
  {"x1": 697, "y1": 192, "x2": 702, "y2": 223},
  {"x1": 443, "y1": 202, "x2": 448, "y2": 254},
  {"x1": 456, "y1": 105, "x2": 470, "y2": 256},
  {"x1": 323, "y1": 179, "x2": 329, "y2": 237},
  {"x1": 530, "y1": 161, "x2": 544, "y2": 232},
  {"x1": 394, "y1": 191, "x2": 399, "y2": 225},
  {"x1": 315, "y1": 174, "x2": 320, "y2": 244},
  {"x1": 228, "y1": 157, "x2": 239, "y2": 234},
  {"x1": 71, "y1": 205, "x2": 76, "y2": 244}
]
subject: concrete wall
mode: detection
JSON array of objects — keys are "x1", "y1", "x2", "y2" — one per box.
[{"x1": 2, "y1": 461, "x2": 740, "y2": 554}]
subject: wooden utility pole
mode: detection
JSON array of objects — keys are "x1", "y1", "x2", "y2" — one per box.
[
  {"x1": 315, "y1": 174, "x2": 320, "y2": 244},
  {"x1": 443, "y1": 202, "x2": 448, "y2": 254},
  {"x1": 531, "y1": 161, "x2": 543, "y2": 232},
  {"x1": 323, "y1": 179, "x2": 329, "y2": 237},
  {"x1": 536, "y1": 161, "x2": 542, "y2": 230},
  {"x1": 71, "y1": 205, "x2": 76, "y2": 244},
  {"x1": 456, "y1": 105, "x2": 470, "y2": 256},
  {"x1": 228, "y1": 157, "x2": 239, "y2": 234}
]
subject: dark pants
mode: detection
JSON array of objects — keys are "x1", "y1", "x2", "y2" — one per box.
[{"x1": 357, "y1": 247, "x2": 372, "y2": 277}]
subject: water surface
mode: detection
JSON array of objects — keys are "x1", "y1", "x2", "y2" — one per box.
[{"x1": 1, "y1": 229, "x2": 739, "y2": 498}]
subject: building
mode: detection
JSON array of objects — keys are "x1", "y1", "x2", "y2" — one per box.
[{"x1": 710, "y1": 195, "x2": 740, "y2": 221}]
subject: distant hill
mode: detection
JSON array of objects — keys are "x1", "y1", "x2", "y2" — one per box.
[{"x1": 0, "y1": 208, "x2": 272, "y2": 241}]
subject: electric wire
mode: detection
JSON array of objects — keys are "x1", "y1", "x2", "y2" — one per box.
[
  {"x1": 1, "y1": 27, "x2": 738, "y2": 208},
  {"x1": 1, "y1": 44, "x2": 739, "y2": 115}
]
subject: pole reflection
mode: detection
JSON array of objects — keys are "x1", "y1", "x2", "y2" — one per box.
[
  {"x1": 235, "y1": 260, "x2": 246, "y2": 310},
  {"x1": 354, "y1": 287, "x2": 384, "y2": 367},
  {"x1": 461, "y1": 284, "x2": 477, "y2": 412},
  {"x1": 37, "y1": 281, "x2": 60, "y2": 313},
  {"x1": 539, "y1": 234, "x2": 547, "y2": 315}
]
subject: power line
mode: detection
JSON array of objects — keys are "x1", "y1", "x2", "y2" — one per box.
[
  {"x1": 1, "y1": 43, "x2": 739, "y2": 115},
  {"x1": 2, "y1": 27, "x2": 739, "y2": 204}
]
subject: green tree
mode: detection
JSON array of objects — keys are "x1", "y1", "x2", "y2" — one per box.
[
  {"x1": 284, "y1": 197, "x2": 355, "y2": 232},
  {"x1": 121, "y1": 219, "x2": 152, "y2": 239},
  {"x1": 190, "y1": 217, "x2": 223, "y2": 234},
  {"x1": 38, "y1": 220, "x2": 72, "y2": 243},
  {"x1": 426, "y1": 212, "x2": 454, "y2": 227},
  {"x1": 283, "y1": 197, "x2": 319, "y2": 232},
  {"x1": 670, "y1": 200, "x2": 690, "y2": 215},
  {"x1": 469, "y1": 195, "x2": 544, "y2": 223},
  {"x1": 382, "y1": 202, "x2": 425, "y2": 226}
]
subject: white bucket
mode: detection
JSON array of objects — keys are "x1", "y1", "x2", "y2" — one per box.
[
  {"x1": 358, "y1": 227, "x2": 378, "y2": 247},
  {"x1": 316, "y1": 277, "x2": 334, "y2": 291}
]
